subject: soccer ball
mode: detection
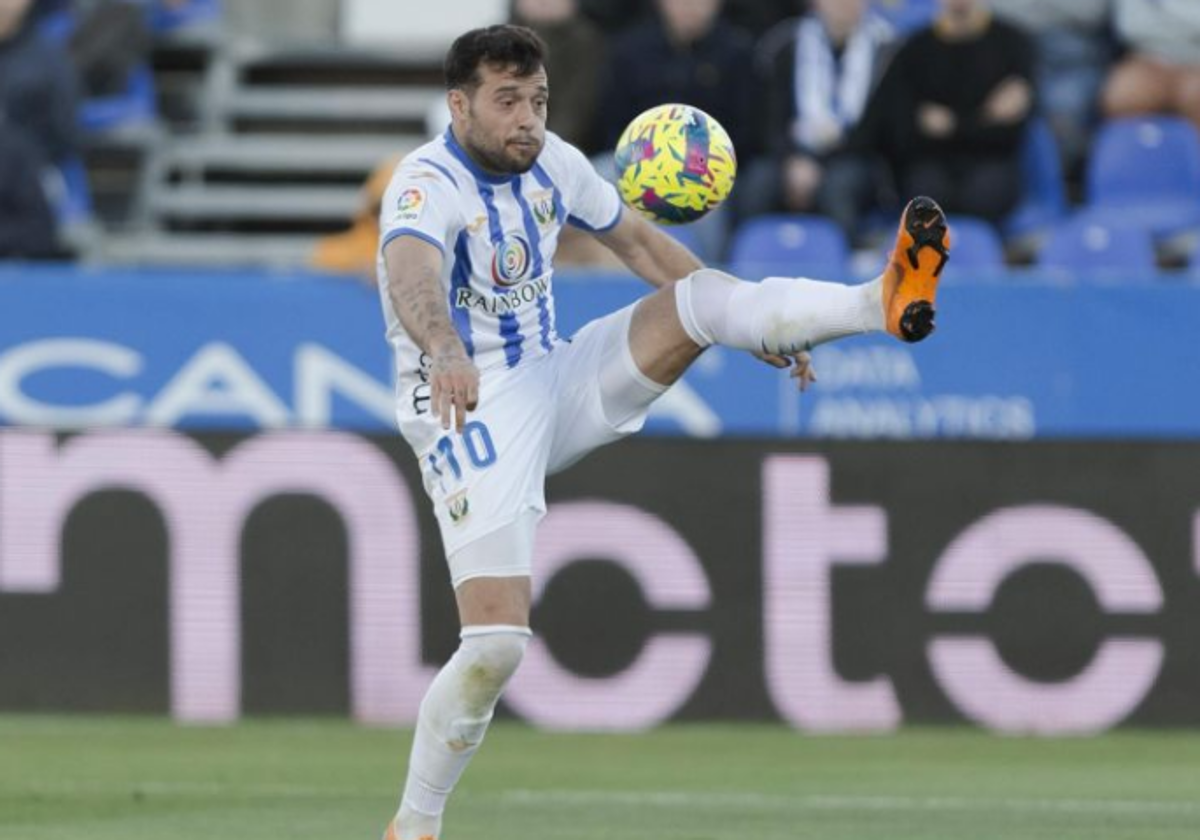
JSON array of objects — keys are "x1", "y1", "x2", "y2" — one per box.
[{"x1": 614, "y1": 103, "x2": 737, "y2": 225}]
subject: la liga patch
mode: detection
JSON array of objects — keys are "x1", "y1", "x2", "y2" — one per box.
[{"x1": 396, "y1": 187, "x2": 426, "y2": 222}]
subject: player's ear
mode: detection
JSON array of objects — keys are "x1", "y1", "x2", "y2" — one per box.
[{"x1": 448, "y1": 88, "x2": 470, "y2": 121}]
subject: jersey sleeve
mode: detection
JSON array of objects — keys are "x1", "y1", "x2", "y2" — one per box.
[
  {"x1": 556, "y1": 139, "x2": 623, "y2": 234},
  {"x1": 379, "y1": 163, "x2": 463, "y2": 257}
]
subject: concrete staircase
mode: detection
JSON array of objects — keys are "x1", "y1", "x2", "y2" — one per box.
[{"x1": 99, "y1": 43, "x2": 443, "y2": 267}]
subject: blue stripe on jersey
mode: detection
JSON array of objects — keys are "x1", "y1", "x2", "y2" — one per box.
[
  {"x1": 568, "y1": 208, "x2": 621, "y2": 233},
  {"x1": 476, "y1": 183, "x2": 505, "y2": 244},
  {"x1": 499, "y1": 311, "x2": 523, "y2": 368},
  {"x1": 510, "y1": 177, "x2": 545, "y2": 279},
  {"x1": 536, "y1": 294, "x2": 553, "y2": 352},
  {"x1": 531, "y1": 163, "x2": 565, "y2": 234},
  {"x1": 477, "y1": 181, "x2": 525, "y2": 368},
  {"x1": 496, "y1": 314, "x2": 523, "y2": 367},
  {"x1": 417, "y1": 157, "x2": 459, "y2": 189},
  {"x1": 529, "y1": 164, "x2": 562, "y2": 353},
  {"x1": 381, "y1": 226, "x2": 445, "y2": 256},
  {"x1": 450, "y1": 232, "x2": 476, "y2": 357}
]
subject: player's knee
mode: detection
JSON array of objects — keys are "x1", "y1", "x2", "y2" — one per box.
[
  {"x1": 676, "y1": 268, "x2": 740, "y2": 347},
  {"x1": 465, "y1": 629, "x2": 528, "y2": 684},
  {"x1": 456, "y1": 627, "x2": 530, "y2": 704},
  {"x1": 426, "y1": 628, "x2": 529, "y2": 751},
  {"x1": 684, "y1": 267, "x2": 740, "y2": 296}
]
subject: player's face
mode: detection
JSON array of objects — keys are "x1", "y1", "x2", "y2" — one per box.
[{"x1": 452, "y1": 63, "x2": 548, "y2": 176}]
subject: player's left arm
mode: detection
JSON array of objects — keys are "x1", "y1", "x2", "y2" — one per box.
[{"x1": 594, "y1": 206, "x2": 703, "y2": 288}]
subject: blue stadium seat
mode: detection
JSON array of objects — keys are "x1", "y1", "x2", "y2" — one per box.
[
  {"x1": 942, "y1": 216, "x2": 1005, "y2": 281},
  {"x1": 727, "y1": 215, "x2": 849, "y2": 278},
  {"x1": 149, "y1": 0, "x2": 222, "y2": 33},
  {"x1": 1003, "y1": 118, "x2": 1068, "y2": 242},
  {"x1": 869, "y1": 0, "x2": 936, "y2": 34},
  {"x1": 79, "y1": 63, "x2": 158, "y2": 133},
  {"x1": 1036, "y1": 216, "x2": 1157, "y2": 280},
  {"x1": 1082, "y1": 116, "x2": 1200, "y2": 239}
]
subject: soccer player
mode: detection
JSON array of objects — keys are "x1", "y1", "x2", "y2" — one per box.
[{"x1": 377, "y1": 25, "x2": 949, "y2": 840}]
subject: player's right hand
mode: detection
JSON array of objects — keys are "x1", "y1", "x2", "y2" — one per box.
[
  {"x1": 429, "y1": 340, "x2": 479, "y2": 433},
  {"x1": 752, "y1": 349, "x2": 817, "y2": 392}
]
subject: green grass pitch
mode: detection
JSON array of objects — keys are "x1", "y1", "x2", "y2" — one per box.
[{"x1": 2, "y1": 716, "x2": 1199, "y2": 839}]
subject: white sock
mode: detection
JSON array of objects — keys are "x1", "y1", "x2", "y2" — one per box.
[
  {"x1": 674, "y1": 268, "x2": 884, "y2": 354},
  {"x1": 397, "y1": 626, "x2": 531, "y2": 839},
  {"x1": 393, "y1": 805, "x2": 440, "y2": 840}
]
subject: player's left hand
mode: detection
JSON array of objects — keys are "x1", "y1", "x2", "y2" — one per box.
[
  {"x1": 429, "y1": 342, "x2": 480, "y2": 433},
  {"x1": 753, "y1": 350, "x2": 817, "y2": 392}
]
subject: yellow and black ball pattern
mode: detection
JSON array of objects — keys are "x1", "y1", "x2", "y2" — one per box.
[{"x1": 614, "y1": 104, "x2": 737, "y2": 225}]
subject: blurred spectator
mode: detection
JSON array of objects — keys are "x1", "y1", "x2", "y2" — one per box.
[
  {"x1": 35, "y1": 0, "x2": 151, "y2": 98},
  {"x1": 576, "y1": 0, "x2": 646, "y2": 35},
  {"x1": 595, "y1": 0, "x2": 759, "y2": 261},
  {"x1": 70, "y1": 1, "x2": 149, "y2": 97},
  {"x1": 869, "y1": 0, "x2": 938, "y2": 35},
  {"x1": 723, "y1": 0, "x2": 806, "y2": 38},
  {"x1": 511, "y1": 0, "x2": 606, "y2": 153},
  {"x1": 149, "y1": 0, "x2": 222, "y2": 35},
  {"x1": 584, "y1": 0, "x2": 803, "y2": 39},
  {"x1": 0, "y1": 0, "x2": 78, "y2": 257},
  {"x1": 854, "y1": 0, "x2": 1034, "y2": 223},
  {"x1": 1, "y1": 0, "x2": 78, "y2": 161},
  {"x1": 597, "y1": 0, "x2": 760, "y2": 157},
  {"x1": 311, "y1": 154, "x2": 402, "y2": 278},
  {"x1": 1102, "y1": 0, "x2": 1200, "y2": 131},
  {"x1": 0, "y1": 128, "x2": 59, "y2": 258},
  {"x1": 991, "y1": 0, "x2": 1111, "y2": 174},
  {"x1": 740, "y1": 0, "x2": 894, "y2": 237}
]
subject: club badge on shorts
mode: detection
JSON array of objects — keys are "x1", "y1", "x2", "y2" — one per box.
[{"x1": 447, "y1": 490, "x2": 470, "y2": 524}]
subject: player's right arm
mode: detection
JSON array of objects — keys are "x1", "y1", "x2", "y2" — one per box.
[{"x1": 383, "y1": 235, "x2": 478, "y2": 433}]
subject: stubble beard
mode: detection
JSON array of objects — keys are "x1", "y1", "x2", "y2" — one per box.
[{"x1": 465, "y1": 128, "x2": 541, "y2": 176}]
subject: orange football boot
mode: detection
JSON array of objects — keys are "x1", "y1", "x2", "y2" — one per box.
[
  {"x1": 381, "y1": 820, "x2": 434, "y2": 840},
  {"x1": 882, "y1": 196, "x2": 950, "y2": 342}
]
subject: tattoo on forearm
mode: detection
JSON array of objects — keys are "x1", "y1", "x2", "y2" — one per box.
[{"x1": 391, "y1": 264, "x2": 460, "y2": 356}]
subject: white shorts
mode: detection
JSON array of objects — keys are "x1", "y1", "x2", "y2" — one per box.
[{"x1": 404, "y1": 303, "x2": 666, "y2": 576}]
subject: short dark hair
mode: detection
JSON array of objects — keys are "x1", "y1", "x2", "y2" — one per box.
[{"x1": 444, "y1": 25, "x2": 546, "y2": 92}]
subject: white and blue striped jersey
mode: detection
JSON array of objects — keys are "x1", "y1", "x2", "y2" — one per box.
[{"x1": 377, "y1": 128, "x2": 621, "y2": 437}]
